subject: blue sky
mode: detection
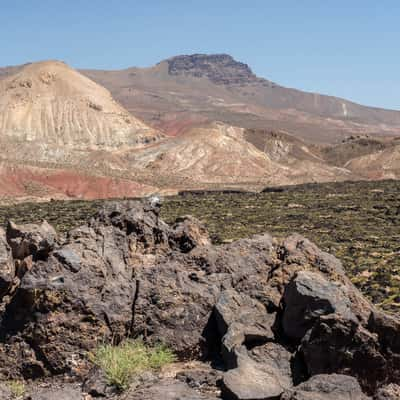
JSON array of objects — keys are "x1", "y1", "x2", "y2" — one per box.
[{"x1": 1, "y1": 1, "x2": 399, "y2": 109}]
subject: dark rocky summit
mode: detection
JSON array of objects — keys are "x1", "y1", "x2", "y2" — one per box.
[
  {"x1": 166, "y1": 54, "x2": 266, "y2": 86},
  {"x1": 0, "y1": 200, "x2": 399, "y2": 399}
]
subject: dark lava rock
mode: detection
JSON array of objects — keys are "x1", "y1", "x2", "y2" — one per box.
[
  {"x1": 281, "y1": 374, "x2": 369, "y2": 400},
  {"x1": 170, "y1": 215, "x2": 211, "y2": 253},
  {"x1": 214, "y1": 289, "x2": 276, "y2": 366},
  {"x1": 0, "y1": 200, "x2": 398, "y2": 399},
  {"x1": 221, "y1": 346, "x2": 289, "y2": 399},
  {"x1": 282, "y1": 270, "x2": 356, "y2": 340},
  {"x1": 27, "y1": 385, "x2": 83, "y2": 400},
  {"x1": 300, "y1": 314, "x2": 387, "y2": 393},
  {"x1": 82, "y1": 367, "x2": 117, "y2": 397},
  {"x1": 6, "y1": 220, "x2": 57, "y2": 261},
  {"x1": 124, "y1": 378, "x2": 218, "y2": 400},
  {"x1": 248, "y1": 342, "x2": 293, "y2": 389},
  {"x1": 0, "y1": 227, "x2": 14, "y2": 298},
  {"x1": 166, "y1": 54, "x2": 260, "y2": 85},
  {"x1": 176, "y1": 364, "x2": 222, "y2": 394},
  {"x1": 221, "y1": 343, "x2": 292, "y2": 400}
]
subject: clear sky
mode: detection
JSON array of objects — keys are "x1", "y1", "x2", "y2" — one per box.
[{"x1": 1, "y1": 1, "x2": 399, "y2": 110}]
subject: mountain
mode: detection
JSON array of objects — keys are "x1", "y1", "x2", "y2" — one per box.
[
  {"x1": 345, "y1": 140, "x2": 400, "y2": 179},
  {"x1": 0, "y1": 61, "x2": 162, "y2": 201},
  {"x1": 0, "y1": 60, "x2": 160, "y2": 148},
  {"x1": 122, "y1": 122, "x2": 351, "y2": 188},
  {"x1": 82, "y1": 54, "x2": 400, "y2": 144},
  {"x1": 0, "y1": 55, "x2": 399, "y2": 201}
]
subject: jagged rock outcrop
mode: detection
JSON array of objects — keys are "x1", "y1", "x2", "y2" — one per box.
[
  {"x1": 165, "y1": 54, "x2": 261, "y2": 85},
  {"x1": 0, "y1": 228, "x2": 14, "y2": 298},
  {"x1": 0, "y1": 200, "x2": 399, "y2": 399}
]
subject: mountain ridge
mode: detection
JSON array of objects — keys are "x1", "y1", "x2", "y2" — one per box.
[
  {"x1": 76, "y1": 54, "x2": 400, "y2": 144},
  {"x1": 0, "y1": 56, "x2": 400, "y2": 201}
]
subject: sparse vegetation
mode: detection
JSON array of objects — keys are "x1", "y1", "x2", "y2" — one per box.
[
  {"x1": 90, "y1": 340, "x2": 176, "y2": 391},
  {"x1": 6, "y1": 380, "x2": 25, "y2": 399},
  {"x1": 1, "y1": 180, "x2": 400, "y2": 312}
]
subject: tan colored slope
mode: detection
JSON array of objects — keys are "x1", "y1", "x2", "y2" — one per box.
[
  {"x1": 0, "y1": 61, "x2": 161, "y2": 149},
  {"x1": 124, "y1": 122, "x2": 353, "y2": 186},
  {"x1": 345, "y1": 144, "x2": 400, "y2": 179}
]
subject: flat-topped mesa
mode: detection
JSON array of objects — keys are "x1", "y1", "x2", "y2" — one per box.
[
  {"x1": 0, "y1": 60, "x2": 162, "y2": 148},
  {"x1": 164, "y1": 53, "x2": 266, "y2": 85}
]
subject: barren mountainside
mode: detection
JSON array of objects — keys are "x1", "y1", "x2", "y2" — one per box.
[
  {"x1": 0, "y1": 56, "x2": 400, "y2": 201},
  {"x1": 0, "y1": 60, "x2": 160, "y2": 148},
  {"x1": 82, "y1": 54, "x2": 400, "y2": 143}
]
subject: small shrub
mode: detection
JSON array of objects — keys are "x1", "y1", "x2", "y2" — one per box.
[
  {"x1": 7, "y1": 380, "x2": 25, "y2": 399},
  {"x1": 90, "y1": 339, "x2": 176, "y2": 391}
]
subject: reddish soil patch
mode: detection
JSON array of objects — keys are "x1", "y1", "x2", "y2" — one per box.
[{"x1": 0, "y1": 165, "x2": 154, "y2": 200}]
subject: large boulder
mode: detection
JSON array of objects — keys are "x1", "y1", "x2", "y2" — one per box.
[
  {"x1": 300, "y1": 314, "x2": 388, "y2": 393},
  {"x1": 282, "y1": 271, "x2": 357, "y2": 340},
  {"x1": 281, "y1": 374, "x2": 369, "y2": 400},
  {"x1": 221, "y1": 344, "x2": 292, "y2": 400},
  {"x1": 214, "y1": 289, "x2": 276, "y2": 366},
  {"x1": 170, "y1": 215, "x2": 211, "y2": 252},
  {"x1": 6, "y1": 220, "x2": 57, "y2": 261}
]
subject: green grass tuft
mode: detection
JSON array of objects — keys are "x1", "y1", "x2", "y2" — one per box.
[{"x1": 90, "y1": 339, "x2": 176, "y2": 391}]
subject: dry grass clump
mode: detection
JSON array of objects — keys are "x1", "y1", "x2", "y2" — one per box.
[{"x1": 90, "y1": 339, "x2": 176, "y2": 391}]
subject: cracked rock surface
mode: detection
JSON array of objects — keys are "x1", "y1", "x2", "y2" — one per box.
[{"x1": 0, "y1": 200, "x2": 398, "y2": 399}]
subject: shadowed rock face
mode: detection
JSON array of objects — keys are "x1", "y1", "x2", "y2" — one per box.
[{"x1": 0, "y1": 201, "x2": 398, "y2": 399}]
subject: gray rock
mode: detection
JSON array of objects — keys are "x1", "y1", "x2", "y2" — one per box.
[
  {"x1": 28, "y1": 386, "x2": 83, "y2": 400},
  {"x1": 281, "y1": 374, "x2": 369, "y2": 400},
  {"x1": 53, "y1": 247, "x2": 81, "y2": 273},
  {"x1": 214, "y1": 290, "x2": 276, "y2": 366},
  {"x1": 176, "y1": 364, "x2": 222, "y2": 393},
  {"x1": 6, "y1": 220, "x2": 57, "y2": 261},
  {"x1": 221, "y1": 349, "x2": 285, "y2": 399},
  {"x1": 300, "y1": 315, "x2": 385, "y2": 394},
  {"x1": 125, "y1": 378, "x2": 217, "y2": 399},
  {"x1": 82, "y1": 367, "x2": 117, "y2": 397},
  {"x1": 221, "y1": 344, "x2": 292, "y2": 400},
  {"x1": 170, "y1": 215, "x2": 211, "y2": 253},
  {"x1": 282, "y1": 271, "x2": 356, "y2": 340},
  {"x1": 368, "y1": 311, "x2": 400, "y2": 353},
  {"x1": 0, "y1": 228, "x2": 14, "y2": 297},
  {"x1": 248, "y1": 342, "x2": 293, "y2": 390}
]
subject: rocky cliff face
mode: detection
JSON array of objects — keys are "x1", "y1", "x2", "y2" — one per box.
[
  {"x1": 0, "y1": 201, "x2": 399, "y2": 399},
  {"x1": 165, "y1": 54, "x2": 265, "y2": 86}
]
